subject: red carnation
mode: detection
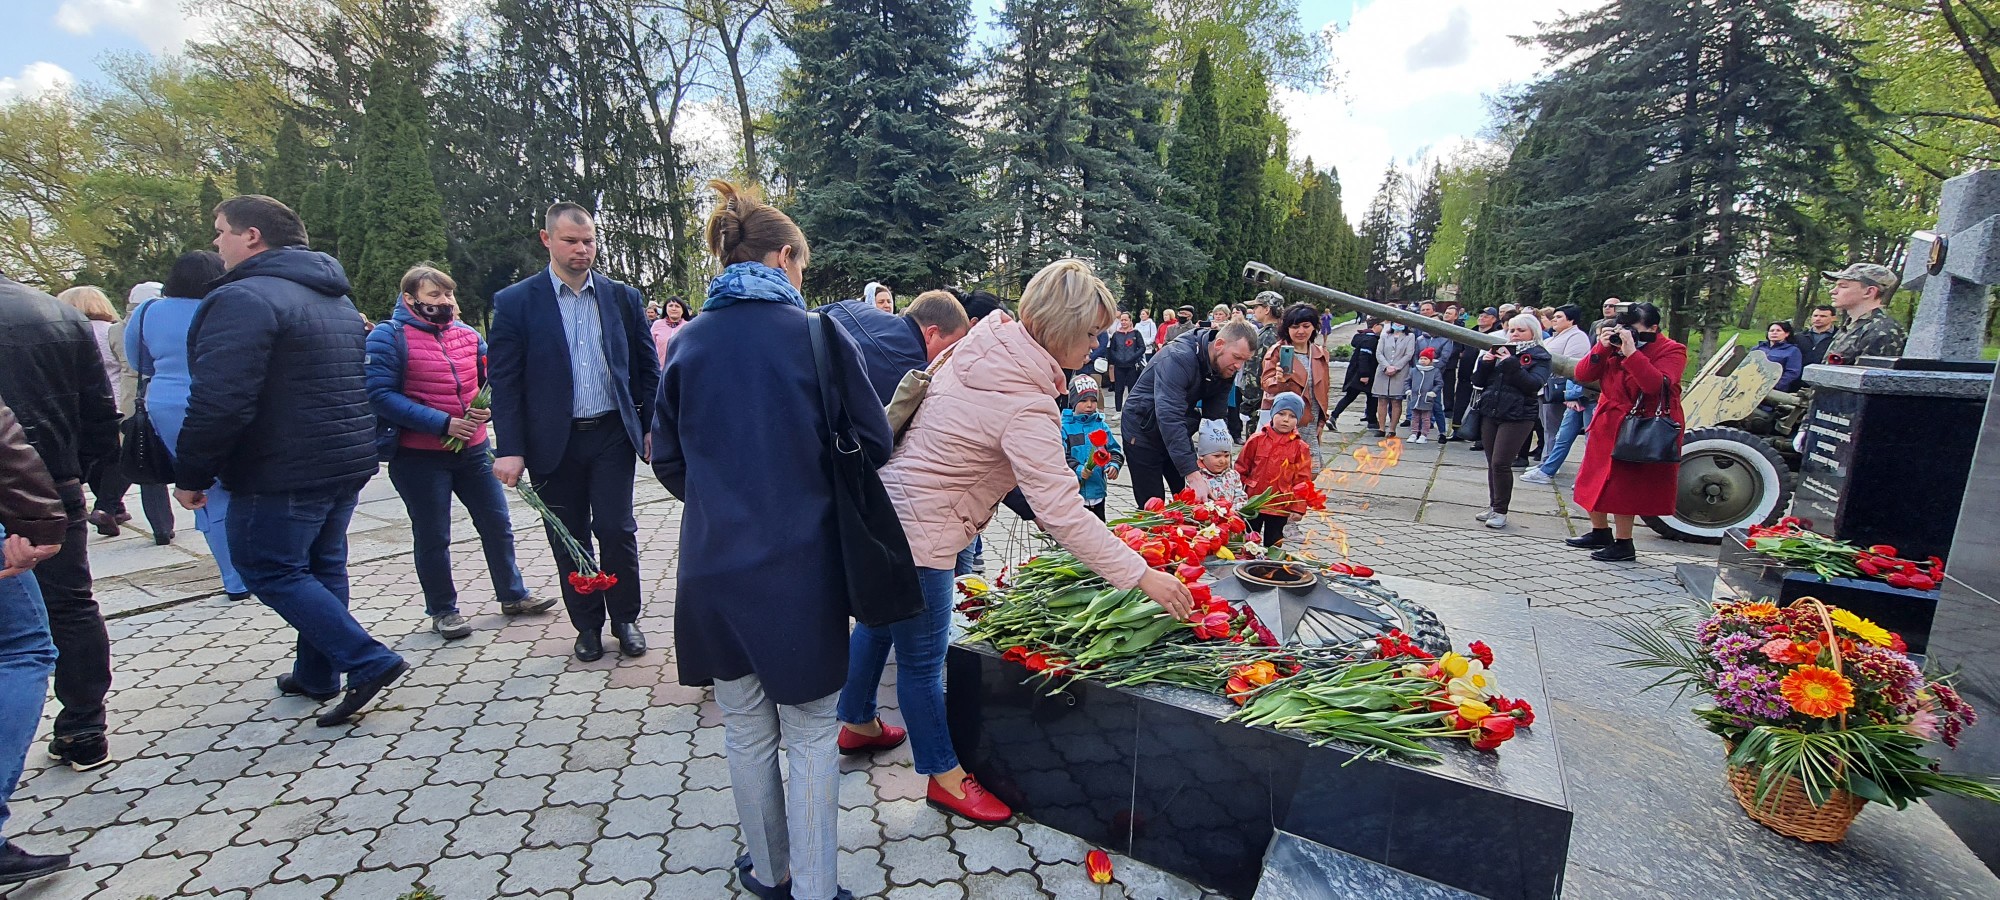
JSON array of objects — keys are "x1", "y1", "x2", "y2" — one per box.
[{"x1": 1468, "y1": 640, "x2": 1494, "y2": 668}]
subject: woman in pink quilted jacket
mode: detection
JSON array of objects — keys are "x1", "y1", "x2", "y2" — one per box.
[
  {"x1": 365, "y1": 267, "x2": 556, "y2": 642},
  {"x1": 834, "y1": 259, "x2": 1194, "y2": 824}
]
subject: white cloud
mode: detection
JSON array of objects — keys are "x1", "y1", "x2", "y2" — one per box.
[
  {"x1": 0, "y1": 62, "x2": 76, "y2": 104},
  {"x1": 1278, "y1": 0, "x2": 1594, "y2": 224},
  {"x1": 54, "y1": 0, "x2": 209, "y2": 53}
]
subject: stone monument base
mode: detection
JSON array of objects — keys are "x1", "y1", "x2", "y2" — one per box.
[
  {"x1": 1713, "y1": 527, "x2": 1939, "y2": 654},
  {"x1": 944, "y1": 577, "x2": 1571, "y2": 899}
]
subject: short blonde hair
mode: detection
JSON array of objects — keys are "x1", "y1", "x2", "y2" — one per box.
[
  {"x1": 1505, "y1": 313, "x2": 1543, "y2": 346},
  {"x1": 903, "y1": 289, "x2": 970, "y2": 336},
  {"x1": 58, "y1": 286, "x2": 118, "y2": 323},
  {"x1": 1018, "y1": 259, "x2": 1116, "y2": 355}
]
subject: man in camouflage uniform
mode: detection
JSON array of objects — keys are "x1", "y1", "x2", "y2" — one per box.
[
  {"x1": 1822, "y1": 263, "x2": 1908, "y2": 365},
  {"x1": 1240, "y1": 292, "x2": 1284, "y2": 425}
]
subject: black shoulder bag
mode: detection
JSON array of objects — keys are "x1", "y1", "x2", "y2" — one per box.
[
  {"x1": 1611, "y1": 376, "x2": 1682, "y2": 464},
  {"x1": 120, "y1": 301, "x2": 177, "y2": 485},
  {"x1": 806, "y1": 312, "x2": 926, "y2": 627}
]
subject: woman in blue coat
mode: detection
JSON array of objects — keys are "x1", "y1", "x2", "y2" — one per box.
[
  {"x1": 651, "y1": 182, "x2": 884, "y2": 900},
  {"x1": 1753, "y1": 321, "x2": 1805, "y2": 392},
  {"x1": 124, "y1": 251, "x2": 248, "y2": 600}
]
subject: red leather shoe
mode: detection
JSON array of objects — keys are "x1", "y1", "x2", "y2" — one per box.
[
  {"x1": 927, "y1": 774, "x2": 1013, "y2": 823},
  {"x1": 837, "y1": 721, "x2": 908, "y2": 755}
]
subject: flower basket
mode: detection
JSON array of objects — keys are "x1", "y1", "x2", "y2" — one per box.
[{"x1": 1721, "y1": 740, "x2": 1866, "y2": 842}]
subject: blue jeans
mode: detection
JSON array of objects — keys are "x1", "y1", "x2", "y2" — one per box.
[
  {"x1": 1535, "y1": 401, "x2": 1595, "y2": 477},
  {"x1": 228, "y1": 484, "x2": 404, "y2": 695},
  {"x1": 388, "y1": 445, "x2": 528, "y2": 616},
  {"x1": 838, "y1": 566, "x2": 956, "y2": 775},
  {"x1": 194, "y1": 484, "x2": 246, "y2": 594},
  {"x1": 0, "y1": 561, "x2": 53, "y2": 835},
  {"x1": 954, "y1": 537, "x2": 983, "y2": 576}
]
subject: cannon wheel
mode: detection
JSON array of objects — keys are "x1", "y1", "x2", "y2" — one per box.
[{"x1": 1642, "y1": 427, "x2": 1791, "y2": 544}]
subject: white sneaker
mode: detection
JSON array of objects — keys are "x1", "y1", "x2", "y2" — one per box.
[
  {"x1": 1410, "y1": 434, "x2": 1428, "y2": 444},
  {"x1": 1520, "y1": 468, "x2": 1552, "y2": 485},
  {"x1": 1486, "y1": 514, "x2": 1508, "y2": 529},
  {"x1": 1474, "y1": 508, "x2": 1495, "y2": 522}
]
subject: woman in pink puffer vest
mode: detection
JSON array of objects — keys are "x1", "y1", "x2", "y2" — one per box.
[
  {"x1": 832, "y1": 259, "x2": 1195, "y2": 825},
  {"x1": 365, "y1": 266, "x2": 555, "y2": 642}
]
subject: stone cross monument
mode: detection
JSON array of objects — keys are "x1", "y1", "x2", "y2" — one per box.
[{"x1": 1902, "y1": 168, "x2": 2000, "y2": 360}]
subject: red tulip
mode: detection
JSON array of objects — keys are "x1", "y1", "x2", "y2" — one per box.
[
  {"x1": 1472, "y1": 714, "x2": 1518, "y2": 751},
  {"x1": 1086, "y1": 849, "x2": 1114, "y2": 884},
  {"x1": 1869, "y1": 544, "x2": 1899, "y2": 557},
  {"x1": 1908, "y1": 573, "x2": 1937, "y2": 591},
  {"x1": 1176, "y1": 488, "x2": 1197, "y2": 504},
  {"x1": 1193, "y1": 611, "x2": 1233, "y2": 641},
  {"x1": 1175, "y1": 562, "x2": 1206, "y2": 584},
  {"x1": 1225, "y1": 674, "x2": 1256, "y2": 704},
  {"x1": 1089, "y1": 430, "x2": 1108, "y2": 447},
  {"x1": 1188, "y1": 583, "x2": 1212, "y2": 604},
  {"x1": 1144, "y1": 497, "x2": 1165, "y2": 512}
]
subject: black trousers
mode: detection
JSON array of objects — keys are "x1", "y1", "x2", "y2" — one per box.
[
  {"x1": 1481, "y1": 419, "x2": 1536, "y2": 514},
  {"x1": 1225, "y1": 402, "x2": 1244, "y2": 442},
  {"x1": 1110, "y1": 366, "x2": 1138, "y2": 409},
  {"x1": 1255, "y1": 513, "x2": 1288, "y2": 548},
  {"x1": 1330, "y1": 385, "x2": 1378, "y2": 427},
  {"x1": 530, "y1": 422, "x2": 642, "y2": 633},
  {"x1": 90, "y1": 467, "x2": 175, "y2": 538},
  {"x1": 1125, "y1": 435, "x2": 1186, "y2": 508},
  {"x1": 45, "y1": 481, "x2": 111, "y2": 738}
]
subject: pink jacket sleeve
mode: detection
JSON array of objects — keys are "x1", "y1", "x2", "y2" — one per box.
[{"x1": 1000, "y1": 406, "x2": 1150, "y2": 590}]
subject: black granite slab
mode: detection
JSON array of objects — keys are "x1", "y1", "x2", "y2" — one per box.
[
  {"x1": 948, "y1": 573, "x2": 1571, "y2": 899},
  {"x1": 1790, "y1": 380, "x2": 1987, "y2": 562},
  {"x1": 1924, "y1": 366, "x2": 2000, "y2": 874},
  {"x1": 1712, "y1": 528, "x2": 1939, "y2": 653}
]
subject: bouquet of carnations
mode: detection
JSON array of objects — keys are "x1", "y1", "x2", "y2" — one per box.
[
  {"x1": 1613, "y1": 597, "x2": 1999, "y2": 830},
  {"x1": 513, "y1": 480, "x2": 616, "y2": 596}
]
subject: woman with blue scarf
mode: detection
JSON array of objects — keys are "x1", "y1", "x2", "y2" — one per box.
[{"x1": 651, "y1": 181, "x2": 885, "y2": 900}]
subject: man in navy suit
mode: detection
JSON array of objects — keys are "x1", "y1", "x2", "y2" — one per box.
[{"x1": 489, "y1": 203, "x2": 660, "y2": 661}]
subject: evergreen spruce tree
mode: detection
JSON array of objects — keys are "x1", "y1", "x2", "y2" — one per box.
[
  {"x1": 1405, "y1": 163, "x2": 1443, "y2": 299},
  {"x1": 263, "y1": 117, "x2": 316, "y2": 213},
  {"x1": 986, "y1": 0, "x2": 1086, "y2": 294},
  {"x1": 346, "y1": 58, "x2": 449, "y2": 318},
  {"x1": 773, "y1": 0, "x2": 986, "y2": 297},
  {"x1": 193, "y1": 176, "x2": 224, "y2": 247},
  {"x1": 1360, "y1": 165, "x2": 1408, "y2": 301},
  {"x1": 1074, "y1": 0, "x2": 1204, "y2": 309},
  {"x1": 1165, "y1": 49, "x2": 1222, "y2": 305}
]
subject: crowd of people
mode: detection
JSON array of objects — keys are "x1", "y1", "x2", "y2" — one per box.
[{"x1": 0, "y1": 178, "x2": 1917, "y2": 891}]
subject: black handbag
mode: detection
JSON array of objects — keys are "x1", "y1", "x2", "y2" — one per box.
[
  {"x1": 120, "y1": 301, "x2": 177, "y2": 485},
  {"x1": 1611, "y1": 377, "x2": 1682, "y2": 464},
  {"x1": 806, "y1": 312, "x2": 926, "y2": 628}
]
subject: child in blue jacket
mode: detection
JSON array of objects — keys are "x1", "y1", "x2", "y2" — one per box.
[{"x1": 1061, "y1": 375, "x2": 1124, "y2": 520}]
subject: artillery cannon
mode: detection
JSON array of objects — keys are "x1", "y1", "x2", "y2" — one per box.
[{"x1": 1244, "y1": 261, "x2": 1805, "y2": 543}]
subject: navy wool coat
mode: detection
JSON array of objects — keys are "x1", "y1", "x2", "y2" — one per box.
[{"x1": 651, "y1": 301, "x2": 893, "y2": 705}]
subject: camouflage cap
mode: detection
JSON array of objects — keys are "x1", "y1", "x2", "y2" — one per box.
[
  {"x1": 1822, "y1": 263, "x2": 1899, "y2": 293},
  {"x1": 1248, "y1": 290, "x2": 1284, "y2": 309}
]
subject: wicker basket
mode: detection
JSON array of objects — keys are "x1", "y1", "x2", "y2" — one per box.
[{"x1": 1725, "y1": 762, "x2": 1867, "y2": 842}]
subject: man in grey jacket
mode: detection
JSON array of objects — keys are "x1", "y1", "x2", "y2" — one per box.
[{"x1": 1120, "y1": 322, "x2": 1258, "y2": 506}]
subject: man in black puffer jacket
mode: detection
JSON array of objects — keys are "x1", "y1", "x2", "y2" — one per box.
[
  {"x1": 176, "y1": 195, "x2": 407, "y2": 729},
  {"x1": 1121, "y1": 321, "x2": 1258, "y2": 506}
]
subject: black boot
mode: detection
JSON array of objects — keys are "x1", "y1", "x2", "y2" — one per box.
[
  {"x1": 316, "y1": 659, "x2": 409, "y2": 727},
  {"x1": 0, "y1": 841, "x2": 71, "y2": 885},
  {"x1": 574, "y1": 630, "x2": 605, "y2": 662},
  {"x1": 1566, "y1": 528, "x2": 1613, "y2": 549},
  {"x1": 1591, "y1": 539, "x2": 1637, "y2": 562}
]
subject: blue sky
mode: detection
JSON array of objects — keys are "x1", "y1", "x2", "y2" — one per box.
[{"x1": 1, "y1": 0, "x2": 1579, "y2": 220}]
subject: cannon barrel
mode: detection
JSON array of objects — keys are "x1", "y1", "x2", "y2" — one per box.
[{"x1": 1241, "y1": 261, "x2": 1801, "y2": 409}]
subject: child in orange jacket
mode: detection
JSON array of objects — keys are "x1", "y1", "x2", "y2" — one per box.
[{"x1": 1237, "y1": 392, "x2": 1314, "y2": 549}]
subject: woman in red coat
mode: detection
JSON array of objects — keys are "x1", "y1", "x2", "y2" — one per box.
[{"x1": 1565, "y1": 302, "x2": 1687, "y2": 562}]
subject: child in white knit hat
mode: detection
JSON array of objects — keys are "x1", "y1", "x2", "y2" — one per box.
[{"x1": 1195, "y1": 419, "x2": 1247, "y2": 508}]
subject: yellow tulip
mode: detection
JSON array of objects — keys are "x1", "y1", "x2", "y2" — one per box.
[
  {"x1": 1439, "y1": 652, "x2": 1470, "y2": 679},
  {"x1": 1446, "y1": 676, "x2": 1489, "y2": 701},
  {"x1": 1216, "y1": 547, "x2": 1236, "y2": 561},
  {"x1": 1456, "y1": 699, "x2": 1494, "y2": 723}
]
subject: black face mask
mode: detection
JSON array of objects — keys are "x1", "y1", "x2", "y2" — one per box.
[{"x1": 414, "y1": 302, "x2": 454, "y2": 325}]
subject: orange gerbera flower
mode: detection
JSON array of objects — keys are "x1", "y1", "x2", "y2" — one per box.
[
  {"x1": 1736, "y1": 601, "x2": 1780, "y2": 620},
  {"x1": 1780, "y1": 665, "x2": 1856, "y2": 718}
]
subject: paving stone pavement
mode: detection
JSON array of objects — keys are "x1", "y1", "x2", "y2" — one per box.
[{"x1": 3, "y1": 384, "x2": 1721, "y2": 898}]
